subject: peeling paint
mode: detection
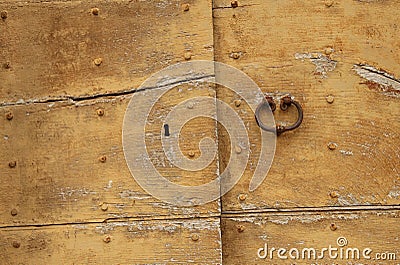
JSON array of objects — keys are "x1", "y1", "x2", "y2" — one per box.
[
  {"x1": 337, "y1": 193, "x2": 361, "y2": 206},
  {"x1": 119, "y1": 190, "x2": 153, "y2": 200},
  {"x1": 58, "y1": 187, "x2": 96, "y2": 201},
  {"x1": 354, "y1": 64, "x2": 400, "y2": 98},
  {"x1": 95, "y1": 219, "x2": 220, "y2": 234},
  {"x1": 151, "y1": 202, "x2": 199, "y2": 215},
  {"x1": 339, "y1": 150, "x2": 354, "y2": 156},
  {"x1": 388, "y1": 189, "x2": 400, "y2": 199},
  {"x1": 71, "y1": 224, "x2": 87, "y2": 229},
  {"x1": 230, "y1": 215, "x2": 326, "y2": 226},
  {"x1": 295, "y1": 52, "x2": 337, "y2": 78}
]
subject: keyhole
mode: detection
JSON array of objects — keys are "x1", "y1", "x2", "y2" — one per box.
[{"x1": 164, "y1": 124, "x2": 170, "y2": 136}]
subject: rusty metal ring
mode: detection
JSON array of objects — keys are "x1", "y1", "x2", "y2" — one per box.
[
  {"x1": 255, "y1": 97, "x2": 303, "y2": 135},
  {"x1": 255, "y1": 101, "x2": 276, "y2": 133}
]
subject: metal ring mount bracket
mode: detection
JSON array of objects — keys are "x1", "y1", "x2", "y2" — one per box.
[{"x1": 255, "y1": 95, "x2": 303, "y2": 135}]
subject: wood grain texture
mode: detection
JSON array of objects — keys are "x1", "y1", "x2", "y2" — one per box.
[
  {"x1": 213, "y1": 0, "x2": 400, "y2": 212},
  {"x1": 0, "y1": 0, "x2": 213, "y2": 103},
  {"x1": 0, "y1": 217, "x2": 222, "y2": 264},
  {"x1": 222, "y1": 211, "x2": 400, "y2": 264},
  {"x1": 0, "y1": 83, "x2": 219, "y2": 226}
]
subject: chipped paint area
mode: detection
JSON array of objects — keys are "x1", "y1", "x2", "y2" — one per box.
[
  {"x1": 119, "y1": 190, "x2": 153, "y2": 200},
  {"x1": 388, "y1": 189, "x2": 400, "y2": 199},
  {"x1": 58, "y1": 187, "x2": 96, "y2": 201},
  {"x1": 230, "y1": 215, "x2": 325, "y2": 226},
  {"x1": 337, "y1": 193, "x2": 361, "y2": 206},
  {"x1": 295, "y1": 52, "x2": 337, "y2": 78},
  {"x1": 71, "y1": 224, "x2": 87, "y2": 229},
  {"x1": 331, "y1": 214, "x2": 361, "y2": 220},
  {"x1": 95, "y1": 219, "x2": 220, "y2": 234},
  {"x1": 151, "y1": 202, "x2": 199, "y2": 216},
  {"x1": 239, "y1": 202, "x2": 258, "y2": 210},
  {"x1": 104, "y1": 180, "x2": 113, "y2": 190},
  {"x1": 354, "y1": 64, "x2": 400, "y2": 98},
  {"x1": 339, "y1": 149, "x2": 354, "y2": 156}
]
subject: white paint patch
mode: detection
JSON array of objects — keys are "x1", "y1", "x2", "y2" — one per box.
[
  {"x1": 337, "y1": 193, "x2": 360, "y2": 206},
  {"x1": 388, "y1": 189, "x2": 400, "y2": 199},
  {"x1": 71, "y1": 224, "x2": 87, "y2": 230},
  {"x1": 58, "y1": 187, "x2": 96, "y2": 201},
  {"x1": 95, "y1": 219, "x2": 220, "y2": 234},
  {"x1": 353, "y1": 64, "x2": 400, "y2": 97},
  {"x1": 119, "y1": 190, "x2": 153, "y2": 200},
  {"x1": 105, "y1": 180, "x2": 113, "y2": 190},
  {"x1": 231, "y1": 215, "x2": 325, "y2": 226},
  {"x1": 340, "y1": 150, "x2": 354, "y2": 156},
  {"x1": 295, "y1": 52, "x2": 337, "y2": 78}
]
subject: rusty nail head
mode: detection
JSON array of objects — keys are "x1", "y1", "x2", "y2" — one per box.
[
  {"x1": 238, "y1": 193, "x2": 247, "y2": 201},
  {"x1": 188, "y1": 151, "x2": 195, "y2": 158},
  {"x1": 235, "y1": 145, "x2": 242, "y2": 154},
  {"x1": 330, "y1": 223, "x2": 337, "y2": 231},
  {"x1": 232, "y1": 52, "x2": 240, "y2": 59},
  {"x1": 101, "y1": 203, "x2": 108, "y2": 211},
  {"x1": 325, "y1": 47, "x2": 334, "y2": 55},
  {"x1": 234, "y1": 99, "x2": 242, "y2": 107},
  {"x1": 97, "y1": 108, "x2": 104, "y2": 116},
  {"x1": 326, "y1": 94, "x2": 335, "y2": 104},
  {"x1": 103, "y1": 235, "x2": 111, "y2": 243},
  {"x1": 327, "y1": 142, "x2": 337, "y2": 150},
  {"x1": 94, "y1": 58, "x2": 102, "y2": 66},
  {"x1": 12, "y1": 241, "x2": 20, "y2": 248},
  {"x1": 182, "y1": 3, "x2": 190, "y2": 11},
  {"x1": 191, "y1": 234, "x2": 199, "y2": 241},
  {"x1": 8, "y1": 161, "x2": 16, "y2": 168},
  {"x1": 186, "y1": 102, "x2": 194, "y2": 109},
  {"x1": 237, "y1": 224, "x2": 245, "y2": 232},
  {"x1": 5, "y1": 111, "x2": 13, "y2": 120},
  {"x1": 91, "y1": 8, "x2": 99, "y2": 15},
  {"x1": 329, "y1": 191, "x2": 339, "y2": 198},
  {"x1": 325, "y1": 0, "x2": 334, "y2": 7},
  {"x1": 1, "y1": 10, "x2": 7, "y2": 19},
  {"x1": 99, "y1": 155, "x2": 107, "y2": 163},
  {"x1": 11, "y1": 208, "x2": 17, "y2": 216},
  {"x1": 231, "y1": 1, "x2": 239, "y2": 8},
  {"x1": 184, "y1": 52, "x2": 192, "y2": 60}
]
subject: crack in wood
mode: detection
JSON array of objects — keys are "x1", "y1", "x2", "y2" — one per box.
[{"x1": 0, "y1": 74, "x2": 215, "y2": 108}]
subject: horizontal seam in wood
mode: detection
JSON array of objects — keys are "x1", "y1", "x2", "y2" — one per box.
[
  {"x1": 0, "y1": 212, "x2": 221, "y2": 230},
  {"x1": 222, "y1": 205, "x2": 400, "y2": 217}
]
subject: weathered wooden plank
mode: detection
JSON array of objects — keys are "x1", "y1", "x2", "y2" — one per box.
[
  {"x1": 0, "y1": 82, "x2": 219, "y2": 226},
  {"x1": 213, "y1": 0, "x2": 400, "y2": 211},
  {"x1": 0, "y1": 217, "x2": 222, "y2": 264},
  {"x1": 222, "y1": 211, "x2": 400, "y2": 264},
  {"x1": 0, "y1": 0, "x2": 213, "y2": 103}
]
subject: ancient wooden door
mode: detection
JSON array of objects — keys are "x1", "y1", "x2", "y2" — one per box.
[{"x1": 1, "y1": 0, "x2": 399, "y2": 264}]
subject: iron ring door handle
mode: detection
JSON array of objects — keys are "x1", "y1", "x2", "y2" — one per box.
[{"x1": 255, "y1": 95, "x2": 303, "y2": 135}]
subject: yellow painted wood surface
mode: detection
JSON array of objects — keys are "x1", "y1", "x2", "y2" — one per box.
[
  {"x1": 0, "y1": 0, "x2": 399, "y2": 264},
  {"x1": 0, "y1": 84, "x2": 219, "y2": 226},
  {"x1": 222, "y1": 211, "x2": 400, "y2": 264},
  {"x1": 0, "y1": 217, "x2": 222, "y2": 264},
  {"x1": 213, "y1": 0, "x2": 400, "y2": 211},
  {"x1": 0, "y1": 0, "x2": 213, "y2": 102}
]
